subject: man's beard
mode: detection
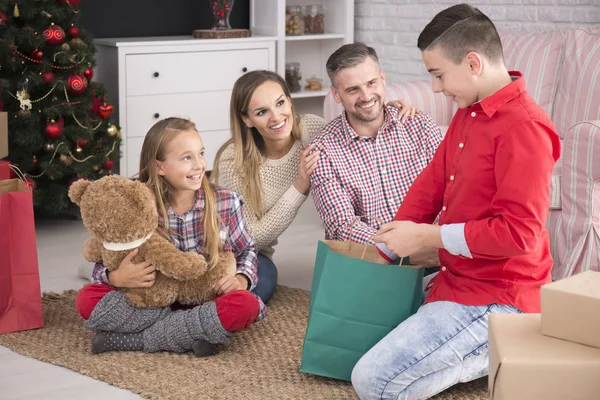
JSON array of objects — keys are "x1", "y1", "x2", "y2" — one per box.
[{"x1": 349, "y1": 95, "x2": 384, "y2": 123}]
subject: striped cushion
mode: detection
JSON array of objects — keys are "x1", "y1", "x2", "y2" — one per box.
[
  {"x1": 385, "y1": 81, "x2": 454, "y2": 127},
  {"x1": 553, "y1": 27, "x2": 600, "y2": 138},
  {"x1": 550, "y1": 153, "x2": 562, "y2": 210},
  {"x1": 548, "y1": 121, "x2": 600, "y2": 280},
  {"x1": 500, "y1": 31, "x2": 564, "y2": 119}
]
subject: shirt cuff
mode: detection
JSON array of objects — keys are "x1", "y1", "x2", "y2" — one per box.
[
  {"x1": 237, "y1": 267, "x2": 258, "y2": 291},
  {"x1": 375, "y1": 242, "x2": 399, "y2": 262},
  {"x1": 440, "y1": 223, "x2": 472, "y2": 258}
]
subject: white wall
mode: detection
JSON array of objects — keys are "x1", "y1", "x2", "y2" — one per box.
[{"x1": 355, "y1": 0, "x2": 600, "y2": 83}]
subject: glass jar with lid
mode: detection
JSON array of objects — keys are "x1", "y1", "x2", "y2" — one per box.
[
  {"x1": 285, "y1": 62, "x2": 302, "y2": 92},
  {"x1": 285, "y1": 6, "x2": 305, "y2": 36},
  {"x1": 303, "y1": 5, "x2": 324, "y2": 34}
]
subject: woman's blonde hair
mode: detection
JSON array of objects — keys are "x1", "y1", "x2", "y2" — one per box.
[
  {"x1": 138, "y1": 117, "x2": 221, "y2": 269},
  {"x1": 212, "y1": 70, "x2": 301, "y2": 218}
]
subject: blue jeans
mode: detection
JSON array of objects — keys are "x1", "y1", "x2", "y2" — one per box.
[
  {"x1": 251, "y1": 253, "x2": 278, "y2": 304},
  {"x1": 351, "y1": 301, "x2": 521, "y2": 400}
]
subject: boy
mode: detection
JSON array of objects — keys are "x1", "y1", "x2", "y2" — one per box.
[{"x1": 351, "y1": 4, "x2": 561, "y2": 400}]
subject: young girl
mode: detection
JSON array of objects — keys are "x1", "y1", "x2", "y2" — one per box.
[
  {"x1": 211, "y1": 70, "x2": 417, "y2": 304},
  {"x1": 75, "y1": 117, "x2": 263, "y2": 357}
]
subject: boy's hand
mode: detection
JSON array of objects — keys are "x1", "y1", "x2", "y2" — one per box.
[
  {"x1": 410, "y1": 246, "x2": 441, "y2": 266},
  {"x1": 373, "y1": 221, "x2": 442, "y2": 258}
]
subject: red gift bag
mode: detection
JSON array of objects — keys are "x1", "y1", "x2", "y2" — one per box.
[{"x1": 0, "y1": 178, "x2": 44, "y2": 334}]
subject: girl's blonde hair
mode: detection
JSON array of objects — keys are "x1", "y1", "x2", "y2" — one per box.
[
  {"x1": 212, "y1": 70, "x2": 301, "y2": 218},
  {"x1": 138, "y1": 117, "x2": 221, "y2": 269}
]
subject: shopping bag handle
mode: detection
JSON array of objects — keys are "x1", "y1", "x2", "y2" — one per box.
[
  {"x1": 349, "y1": 215, "x2": 404, "y2": 265},
  {"x1": 8, "y1": 164, "x2": 33, "y2": 191}
]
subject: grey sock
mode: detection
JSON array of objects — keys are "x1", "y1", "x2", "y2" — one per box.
[
  {"x1": 92, "y1": 331, "x2": 143, "y2": 354},
  {"x1": 192, "y1": 339, "x2": 219, "y2": 357},
  {"x1": 87, "y1": 291, "x2": 172, "y2": 333},
  {"x1": 143, "y1": 301, "x2": 230, "y2": 353}
]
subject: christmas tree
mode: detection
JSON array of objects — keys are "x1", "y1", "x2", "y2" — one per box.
[{"x1": 0, "y1": 0, "x2": 121, "y2": 217}]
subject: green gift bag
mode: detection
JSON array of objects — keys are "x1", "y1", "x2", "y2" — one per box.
[{"x1": 300, "y1": 239, "x2": 424, "y2": 381}]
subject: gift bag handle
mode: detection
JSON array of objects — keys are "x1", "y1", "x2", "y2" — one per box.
[
  {"x1": 8, "y1": 164, "x2": 33, "y2": 191},
  {"x1": 349, "y1": 215, "x2": 404, "y2": 265}
]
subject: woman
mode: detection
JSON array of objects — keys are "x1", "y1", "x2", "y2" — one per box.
[{"x1": 211, "y1": 70, "x2": 417, "y2": 303}]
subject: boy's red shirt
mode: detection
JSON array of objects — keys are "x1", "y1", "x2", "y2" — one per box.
[{"x1": 396, "y1": 71, "x2": 561, "y2": 313}]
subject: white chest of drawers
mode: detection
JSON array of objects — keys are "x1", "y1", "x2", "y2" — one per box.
[{"x1": 94, "y1": 36, "x2": 277, "y2": 177}]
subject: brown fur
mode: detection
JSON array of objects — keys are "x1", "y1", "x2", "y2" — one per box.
[{"x1": 69, "y1": 175, "x2": 236, "y2": 308}]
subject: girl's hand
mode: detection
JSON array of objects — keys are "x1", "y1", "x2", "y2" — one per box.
[
  {"x1": 386, "y1": 99, "x2": 420, "y2": 123},
  {"x1": 213, "y1": 274, "x2": 249, "y2": 295},
  {"x1": 108, "y1": 248, "x2": 156, "y2": 288},
  {"x1": 294, "y1": 144, "x2": 320, "y2": 195}
]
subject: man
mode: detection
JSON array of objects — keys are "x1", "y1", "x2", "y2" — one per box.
[{"x1": 310, "y1": 43, "x2": 442, "y2": 252}]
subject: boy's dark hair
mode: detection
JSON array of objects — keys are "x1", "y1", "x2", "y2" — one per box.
[
  {"x1": 418, "y1": 3, "x2": 504, "y2": 64},
  {"x1": 326, "y1": 42, "x2": 380, "y2": 87}
]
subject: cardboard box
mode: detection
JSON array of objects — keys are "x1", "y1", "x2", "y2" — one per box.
[
  {"x1": 541, "y1": 270, "x2": 600, "y2": 349},
  {"x1": 489, "y1": 313, "x2": 600, "y2": 400},
  {"x1": 0, "y1": 112, "x2": 7, "y2": 159}
]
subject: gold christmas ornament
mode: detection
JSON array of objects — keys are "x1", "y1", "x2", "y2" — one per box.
[
  {"x1": 61, "y1": 43, "x2": 70, "y2": 51},
  {"x1": 106, "y1": 124, "x2": 118, "y2": 136},
  {"x1": 13, "y1": 4, "x2": 19, "y2": 17},
  {"x1": 43, "y1": 143, "x2": 55, "y2": 152},
  {"x1": 92, "y1": 165, "x2": 100, "y2": 171},
  {"x1": 70, "y1": 38, "x2": 85, "y2": 47},
  {"x1": 75, "y1": 146, "x2": 83, "y2": 153},
  {"x1": 60, "y1": 154, "x2": 72, "y2": 166}
]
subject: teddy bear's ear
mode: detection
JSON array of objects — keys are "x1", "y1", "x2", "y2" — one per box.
[{"x1": 68, "y1": 179, "x2": 91, "y2": 205}]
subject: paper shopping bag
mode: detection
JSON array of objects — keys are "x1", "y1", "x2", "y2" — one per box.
[
  {"x1": 300, "y1": 239, "x2": 424, "y2": 381},
  {"x1": 0, "y1": 179, "x2": 44, "y2": 334}
]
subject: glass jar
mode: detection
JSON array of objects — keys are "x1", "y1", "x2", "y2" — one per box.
[
  {"x1": 304, "y1": 76, "x2": 323, "y2": 91},
  {"x1": 303, "y1": 5, "x2": 324, "y2": 34},
  {"x1": 285, "y1": 62, "x2": 302, "y2": 92},
  {"x1": 285, "y1": 6, "x2": 305, "y2": 36}
]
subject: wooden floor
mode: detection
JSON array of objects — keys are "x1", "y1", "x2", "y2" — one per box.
[{"x1": 0, "y1": 199, "x2": 324, "y2": 399}]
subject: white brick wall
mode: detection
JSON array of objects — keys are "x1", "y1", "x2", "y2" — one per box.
[{"x1": 355, "y1": 0, "x2": 600, "y2": 82}]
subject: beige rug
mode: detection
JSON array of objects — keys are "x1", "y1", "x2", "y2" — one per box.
[{"x1": 0, "y1": 287, "x2": 487, "y2": 400}]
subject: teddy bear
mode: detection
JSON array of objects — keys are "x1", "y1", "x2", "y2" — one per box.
[{"x1": 68, "y1": 175, "x2": 236, "y2": 308}]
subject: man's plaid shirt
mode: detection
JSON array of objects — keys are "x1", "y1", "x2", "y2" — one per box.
[
  {"x1": 92, "y1": 187, "x2": 266, "y2": 320},
  {"x1": 310, "y1": 106, "x2": 442, "y2": 244}
]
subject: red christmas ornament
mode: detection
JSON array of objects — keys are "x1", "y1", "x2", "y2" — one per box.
[
  {"x1": 103, "y1": 159, "x2": 114, "y2": 170},
  {"x1": 42, "y1": 71, "x2": 55, "y2": 84},
  {"x1": 43, "y1": 23, "x2": 66, "y2": 45},
  {"x1": 33, "y1": 156, "x2": 38, "y2": 164},
  {"x1": 84, "y1": 67, "x2": 94, "y2": 80},
  {"x1": 75, "y1": 138, "x2": 90, "y2": 147},
  {"x1": 98, "y1": 98, "x2": 114, "y2": 119},
  {"x1": 45, "y1": 118, "x2": 64, "y2": 139},
  {"x1": 67, "y1": 25, "x2": 80, "y2": 38},
  {"x1": 0, "y1": 12, "x2": 7, "y2": 26},
  {"x1": 67, "y1": 74, "x2": 88, "y2": 95},
  {"x1": 31, "y1": 49, "x2": 43, "y2": 61},
  {"x1": 59, "y1": 0, "x2": 81, "y2": 6}
]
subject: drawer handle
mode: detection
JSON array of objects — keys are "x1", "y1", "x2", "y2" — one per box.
[
  {"x1": 154, "y1": 113, "x2": 160, "y2": 119},
  {"x1": 242, "y1": 67, "x2": 248, "y2": 73},
  {"x1": 153, "y1": 72, "x2": 160, "y2": 78}
]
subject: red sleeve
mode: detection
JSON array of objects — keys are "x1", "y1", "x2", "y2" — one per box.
[
  {"x1": 394, "y1": 134, "x2": 447, "y2": 223},
  {"x1": 465, "y1": 120, "x2": 560, "y2": 258}
]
